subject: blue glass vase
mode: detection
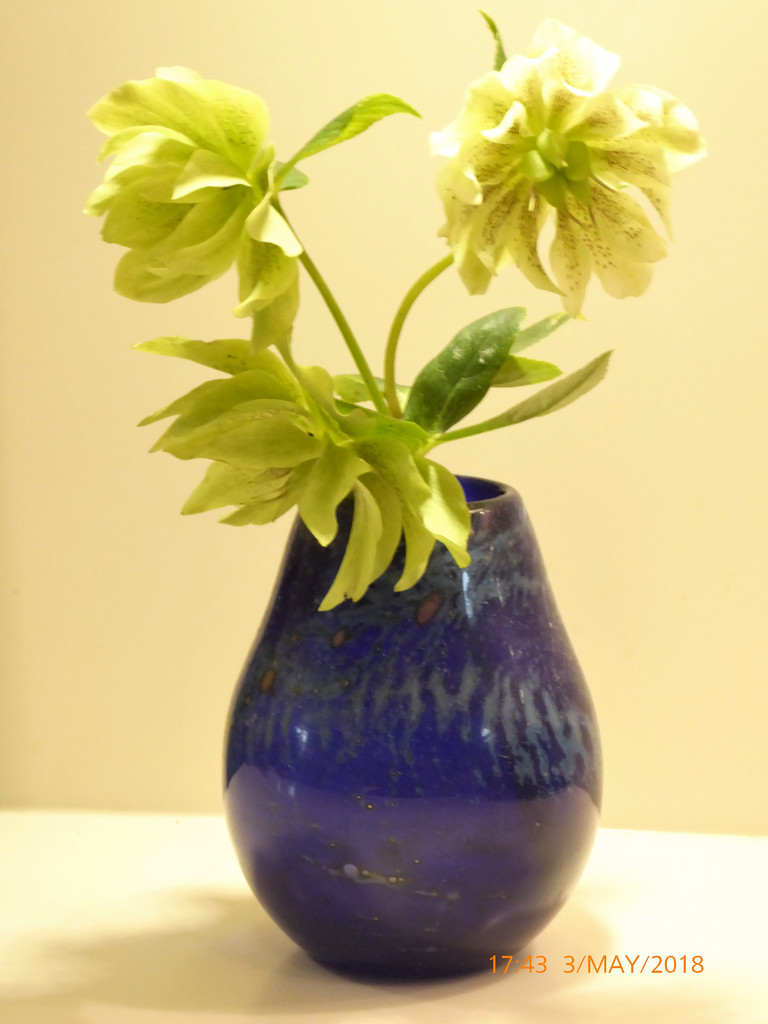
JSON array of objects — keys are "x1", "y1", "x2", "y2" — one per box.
[{"x1": 224, "y1": 477, "x2": 601, "y2": 978}]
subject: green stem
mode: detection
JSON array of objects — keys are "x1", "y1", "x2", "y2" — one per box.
[
  {"x1": 429, "y1": 415, "x2": 506, "y2": 446},
  {"x1": 383, "y1": 254, "x2": 453, "y2": 417},
  {"x1": 272, "y1": 198, "x2": 387, "y2": 415}
]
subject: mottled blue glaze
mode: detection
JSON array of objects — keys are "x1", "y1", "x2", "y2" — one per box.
[{"x1": 224, "y1": 478, "x2": 601, "y2": 978}]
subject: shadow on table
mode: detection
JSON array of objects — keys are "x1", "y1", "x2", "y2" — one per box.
[{"x1": 0, "y1": 886, "x2": 722, "y2": 1023}]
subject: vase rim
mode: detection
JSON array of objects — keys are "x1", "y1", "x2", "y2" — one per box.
[{"x1": 457, "y1": 475, "x2": 517, "y2": 509}]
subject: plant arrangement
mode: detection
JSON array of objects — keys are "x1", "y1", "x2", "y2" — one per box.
[{"x1": 86, "y1": 15, "x2": 704, "y2": 610}]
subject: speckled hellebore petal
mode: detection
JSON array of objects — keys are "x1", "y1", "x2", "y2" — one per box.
[
  {"x1": 617, "y1": 85, "x2": 706, "y2": 171},
  {"x1": 433, "y1": 18, "x2": 705, "y2": 310},
  {"x1": 498, "y1": 183, "x2": 561, "y2": 294},
  {"x1": 550, "y1": 207, "x2": 593, "y2": 315},
  {"x1": 527, "y1": 18, "x2": 620, "y2": 95},
  {"x1": 88, "y1": 68, "x2": 271, "y2": 173}
]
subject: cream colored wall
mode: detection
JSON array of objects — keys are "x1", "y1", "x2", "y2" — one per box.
[{"x1": 1, "y1": 0, "x2": 765, "y2": 834}]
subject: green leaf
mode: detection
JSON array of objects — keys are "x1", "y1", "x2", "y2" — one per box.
[
  {"x1": 138, "y1": 355, "x2": 301, "y2": 428},
  {"x1": 444, "y1": 351, "x2": 612, "y2": 438},
  {"x1": 293, "y1": 364, "x2": 337, "y2": 416},
  {"x1": 134, "y1": 336, "x2": 264, "y2": 375},
  {"x1": 509, "y1": 312, "x2": 571, "y2": 355},
  {"x1": 181, "y1": 463, "x2": 292, "y2": 516},
  {"x1": 333, "y1": 374, "x2": 411, "y2": 409},
  {"x1": 404, "y1": 308, "x2": 526, "y2": 433},
  {"x1": 274, "y1": 164, "x2": 309, "y2": 191},
  {"x1": 276, "y1": 94, "x2": 420, "y2": 184},
  {"x1": 480, "y1": 11, "x2": 508, "y2": 71},
  {"x1": 220, "y1": 491, "x2": 297, "y2": 525},
  {"x1": 296, "y1": 442, "x2": 370, "y2": 546},
  {"x1": 333, "y1": 402, "x2": 431, "y2": 456},
  {"x1": 491, "y1": 355, "x2": 562, "y2": 388},
  {"x1": 152, "y1": 399, "x2": 322, "y2": 467}
]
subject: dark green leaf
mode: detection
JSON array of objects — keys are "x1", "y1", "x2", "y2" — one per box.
[
  {"x1": 404, "y1": 308, "x2": 526, "y2": 433},
  {"x1": 491, "y1": 355, "x2": 562, "y2": 388}
]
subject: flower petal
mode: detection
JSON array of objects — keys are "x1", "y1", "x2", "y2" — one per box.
[
  {"x1": 172, "y1": 149, "x2": 251, "y2": 199},
  {"x1": 592, "y1": 143, "x2": 673, "y2": 234},
  {"x1": 617, "y1": 86, "x2": 706, "y2": 171},
  {"x1": 499, "y1": 183, "x2": 561, "y2": 294},
  {"x1": 589, "y1": 183, "x2": 667, "y2": 263},
  {"x1": 432, "y1": 18, "x2": 704, "y2": 310},
  {"x1": 568, "y1": 194, "x2": 656, "y2": 300},
  {"x1": 245, "y1": 196, "x2": 302, "y2": 256},
  {"x1": 566, "y1": 92, "x2": 644, "y2": 140},
  {"x1": 88, "y1": 71, "x2": 270, "y2": 174},
  {"x1": 550, "y1": 206, "x2": 593, "y2": 314},
  {"x1": 234, "y1": 237, "x2": 299, "y2": 347},
  {"x1": 528, "y1": 19, "x2": 620, "y2": 95}
]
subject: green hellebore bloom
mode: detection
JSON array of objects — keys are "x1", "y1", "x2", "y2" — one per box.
[
  {"x1": 431, "y1": 18, "x2": 706, "y2": 313},
  {"x1": 85, "y1": 67, "x2": 301, "y2": 310}
]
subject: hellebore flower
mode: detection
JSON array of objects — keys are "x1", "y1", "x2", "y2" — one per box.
[
  {"x1": 86, "y1": 67, "x2": 300, "y2": 314},
  {"x1": 431, "y1": 19, "x2": 706, "y2": 313}
]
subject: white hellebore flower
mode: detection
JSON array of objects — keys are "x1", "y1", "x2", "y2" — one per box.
[{"x1": 431, "y1": 19, "x2": 706, "y2": 313}]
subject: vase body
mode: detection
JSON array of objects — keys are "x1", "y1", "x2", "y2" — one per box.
[{"x1": 224, "y1": 477, "x2": 601, "y2": 978}]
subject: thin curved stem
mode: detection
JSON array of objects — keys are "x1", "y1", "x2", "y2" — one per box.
[
  {"x1": 383, "y1": 254, "x2": 453, "y2": 417},
  {"x1": 272, "y1": 198, "x2": 387, "y2": 415}
]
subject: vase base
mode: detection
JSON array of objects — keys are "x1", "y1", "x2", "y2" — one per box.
[{"x1": 310, "y1": 949, "x2": 504, "y2": 981}]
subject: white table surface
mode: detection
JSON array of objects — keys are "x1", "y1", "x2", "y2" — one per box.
[{"x1": 0, "y1": 811, "x2": 765, "y2": 1023}]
